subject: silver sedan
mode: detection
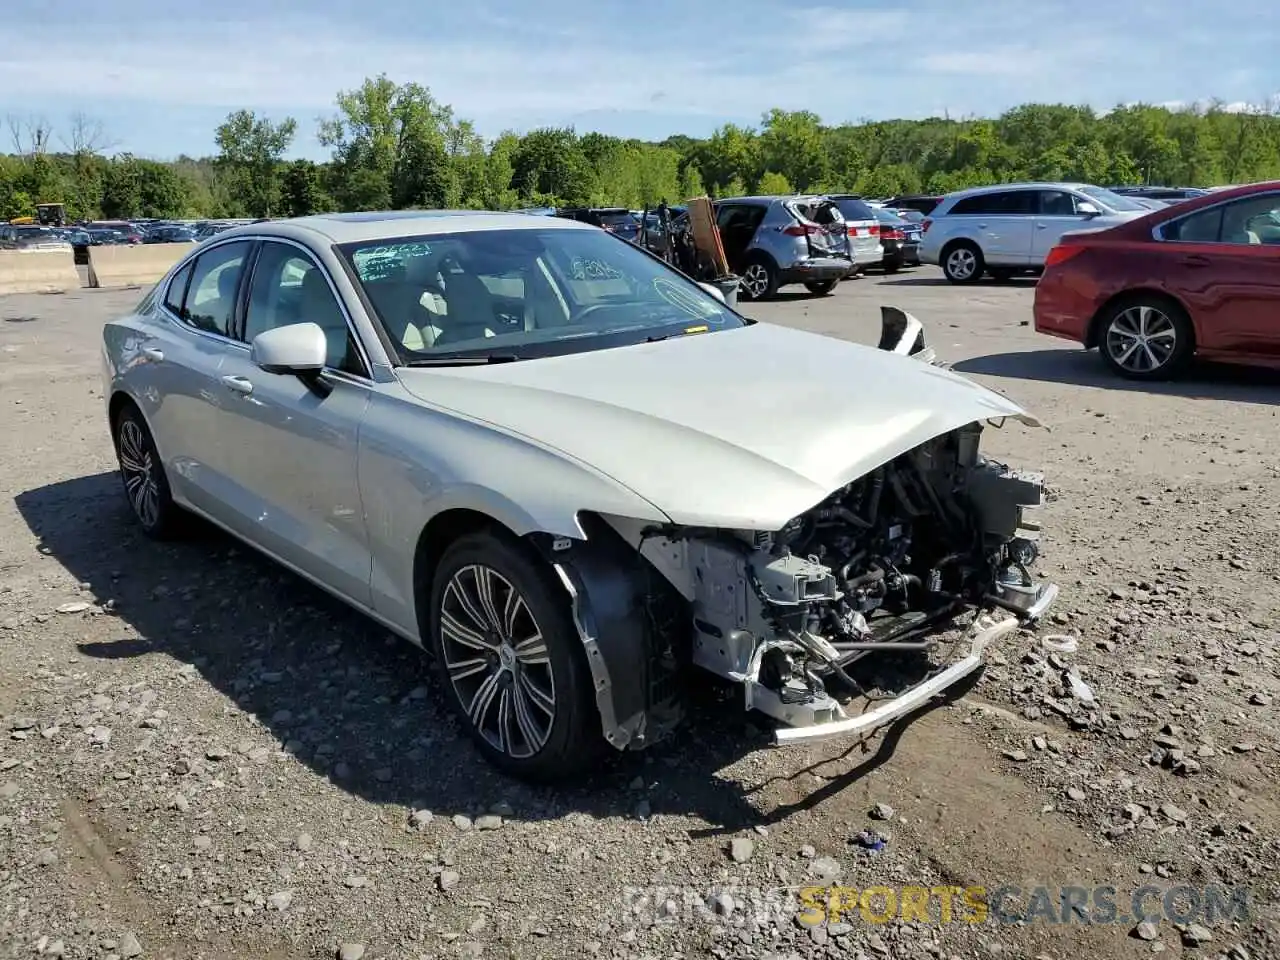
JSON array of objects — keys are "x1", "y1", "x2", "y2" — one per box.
[{"x1": 102, "y1": 212, "x2": 1057, "y2": 781}]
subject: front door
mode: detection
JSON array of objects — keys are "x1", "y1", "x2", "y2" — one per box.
[
  {"x1": 211, "y1": 240, "x2": 374, "y2": 605},
  {"x1": 1031, "y1": 189, "x2": 1096, "y2": 260},
  {"x1": 715, "y1": 203, "x2": 765, "y2": 272}
]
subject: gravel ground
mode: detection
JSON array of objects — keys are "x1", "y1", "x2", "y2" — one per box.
[{"x1": 1, "y1": 269, "x2": 1278, "y2": 960}]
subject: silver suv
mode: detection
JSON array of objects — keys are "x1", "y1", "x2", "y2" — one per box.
[
  {"x1": 920, "y1": 182, "x2": 1150, "y2": 283},
  {"x1": 715, "y1": 195, "x2": 853, "y2": 300}
]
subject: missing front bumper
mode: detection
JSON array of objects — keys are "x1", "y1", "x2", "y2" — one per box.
[{"x1": 764, "y1": 583, "x2": 1056, "y2": 746}]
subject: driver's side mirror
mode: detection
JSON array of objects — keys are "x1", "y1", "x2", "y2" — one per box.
[
  {"x1": 1076, "y1": 201, "x2": 1101, "y2": 217},
  {"x1": 251, "y1": 322, "x2": 327, "y2": 375},
  {"x1": 698, "y1": 282, "x2": 727, "y2": 303}
]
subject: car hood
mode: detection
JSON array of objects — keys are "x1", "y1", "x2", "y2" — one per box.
[{"x1": 396, "y1": 322, "x2": 1036, "y2": 531}]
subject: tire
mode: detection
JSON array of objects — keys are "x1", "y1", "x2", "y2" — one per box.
[
  {"x1": 804, "y1": 280, "x2": 836, "y2": 296},
  {"x1": 1097, "y1": 295, "x2": 1195, "y2": 381},
  {"x1": 883, "y1": 260, "x2": 901, "y2": 274},
  {"x1": 429, "y1": 529, "x2": 602, "y2": 782},
  {"x1": 739, "y1": 256, "x2": 779, "y2": 301},
  {"x1": 941, "y1": 241, "x2": 984, "y2": 284},
  {"x1": 113, "y1": 403, "x2": 186, "y2": 539}
]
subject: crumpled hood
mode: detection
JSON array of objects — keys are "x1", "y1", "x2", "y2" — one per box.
[{"x1": 396, "y1": 322, "x2": 1035, "y2": 531}]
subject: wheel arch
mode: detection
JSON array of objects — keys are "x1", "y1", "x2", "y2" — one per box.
[
  {"x1": 1086, "y1": 288, "x2": 1196, "y2": 350},
  {"x1": 410, "y1": 506, "x2": 685, "y2": 754}
]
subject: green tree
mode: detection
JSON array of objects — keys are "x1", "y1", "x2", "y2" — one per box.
[
  {"x1": 756, "y1": 170, "x2": 793, "y2": 194},
  {"x1": 214, "y1": 109, "x2": 297, "y2": 217},
  {"x1": 280, "y1": 160, "x2": 327, "y2": 217},
  {"x1": 759, "y1": 109, "x2": 828, "y2": 191}
]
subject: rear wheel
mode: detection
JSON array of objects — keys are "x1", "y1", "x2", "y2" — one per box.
[
  {"x1": 804, "y1": 280, "x2": 837, "y2": 296},
  {"x1": 1098, "y1": 296, "x2": 1194, "y2": 381},
  {"x1": 739, "y1": 257, "x2": 779, "y2": 301},
  {"x1": 430, "y1": 529, "x2": 602, "y2": 782},
  {"x1": 113, "y1": 403, "x2": 186, "y2": 539},
  {"x1": 942, "y1": 242, "x2": 984, "y2": 284}
]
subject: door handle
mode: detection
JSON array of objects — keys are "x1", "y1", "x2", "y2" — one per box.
[
  {"x1": 976, "y1": 223, "x2": 988, "y2": 229},
  {"x1": 1180, "y1": 255, "x2": 1211, "y2": 268},
  {"x1": 1036, "y1": 223, "x2": 1049, "y2": 229},
  {"x1": 142, "y1": 347, "x2": 164, "y2": 362},
  {"x1": 220, "y1": 375, "x2": 254, "y2": 396}
]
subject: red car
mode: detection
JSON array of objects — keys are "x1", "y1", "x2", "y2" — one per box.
[{"x1": 1033, "y1": 180, "x2": 1280, "y2": 380}]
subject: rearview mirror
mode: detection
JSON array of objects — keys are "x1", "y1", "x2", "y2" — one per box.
[
  {"x1": 251, "y1": 322, "x2": 327, "y2": 375},
  {"x1": 1077, "y1": 201, "x2": 1101, "y2": 217}
]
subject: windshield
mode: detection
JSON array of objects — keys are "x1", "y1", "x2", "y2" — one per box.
[
  {"x1": 338, "y1": 226, "x2": 745, "y2": 362},
  {"x1": 1080, "y1": 186, "x2": 1150, "y2": 212}
]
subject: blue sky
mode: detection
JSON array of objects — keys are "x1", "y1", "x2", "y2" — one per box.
[{"x1": 3, "y1": 0, "x2": 1277, "y2": 160}]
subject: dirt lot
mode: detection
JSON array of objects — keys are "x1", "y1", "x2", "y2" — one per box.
[{"x1": 1, "y1": 270, "x2": 1278, "y2": 960}]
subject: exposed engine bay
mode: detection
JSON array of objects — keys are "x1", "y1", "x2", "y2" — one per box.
[
  {"x1": 580, "y1": 308, "x2": 1057, "y2": 746},
  {"x1": 617, "y1": 421, "x2": 1052, "y2": 737}
]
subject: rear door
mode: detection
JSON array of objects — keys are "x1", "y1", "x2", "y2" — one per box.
[{"x1": 960, "y1": 190, "x2": 1036, "y2": 264}]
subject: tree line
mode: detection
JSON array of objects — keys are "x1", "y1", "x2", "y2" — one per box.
[{"x1": 4, "y1": 76, "x2": 1280, "y2": 223}]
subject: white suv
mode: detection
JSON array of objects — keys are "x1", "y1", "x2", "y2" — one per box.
[{"x1": 919, "y1": 182, "x2": 1150, "y2": 283}]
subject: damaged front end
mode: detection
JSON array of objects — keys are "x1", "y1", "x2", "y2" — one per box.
[{"x1": 555, "y1": 308, "x2": 1057, "y2": 749}]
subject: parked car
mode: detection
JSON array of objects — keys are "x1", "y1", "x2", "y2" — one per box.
[
  {"x1": 0, "y1": 225, "x2": 72, "y2": 251},
  {"x1": 714, "y1": 195, "x2": 852, "y2": 299},
  {"x1": 1034, "y1": 180, "x2": 1280, "y2": 380},
  {"x1": 920, "y1": 182, "x2": 1151, "y2": 283},
  {"x1": 825, "y1": 194, "x2": 885, "y2": 273},
  {"x1": 871, "y1": 207, "x2": 920, "y2": 271},
  {"x1": 145, "y1": 225, "x2": 198, "y2": 243},
  {"x1": 555, "y1": 207, "x2": 642, "y2": 243},
  {"x1": 86, "y1": 221, "x2": 145, "y2": 244},
  {"x1": 101, "y1": 211, "x2": 1056, "y2": 780},
  {"x1": 883, "y1": 194, "x2": 944, "y2": 216}
]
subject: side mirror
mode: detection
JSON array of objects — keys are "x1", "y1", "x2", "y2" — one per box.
[
  {"x1": 698, "y1": 281, "x2": 727, "y2": 303},
  {"x1": 251, "y1": 322, "x2": 327, "y2": 375},
  {"x1": 1076, "y1": 201, "x2": 1101, "y2": 217}
]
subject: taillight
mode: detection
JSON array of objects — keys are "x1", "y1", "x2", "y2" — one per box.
[
  {"x1": 783, "y1": 223, "x2": 819, "y2": 236},
  {"x1": 921, "y1": 218, "x2": 933, "y2": 233},
  {"x1": 868, "y1": 223, "x2": 880, "y2": 236},
  {"x1": 1044, "y1": 244, "x2": 1086, "y2": 267},
  {"x1": 883, "y1": 228, "x2": 905, "y2": 241}
]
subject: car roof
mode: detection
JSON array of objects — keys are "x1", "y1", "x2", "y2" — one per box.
[
  {"x1": 943, "y1": 182, "x2": 1095, "y2": 200},
  {"x1": 214, "y1": 210, "x2": 595, "y2": 245}
]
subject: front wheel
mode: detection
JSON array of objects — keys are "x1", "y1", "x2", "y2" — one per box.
[
  {"x1": 113, "y1": 403, "x2": 186, "y2": 539},
  {"x1": 1098, "y1": 297, "x2": 1194, "y2": 381},
  {"x1": 804, "y1": 280, "x2": 836, "y2": 296},
  {"x1": 430, "y1": 530, "x2": 603, "y2": 782},
  {"x1": 942, "y1": 242, "x2": 984, "y2": 284}
]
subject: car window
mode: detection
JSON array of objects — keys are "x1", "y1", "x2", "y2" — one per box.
[
  {"x1": 1078, "y1": 186, "x2": 1149, "y2": 212},
  {"x1": 950, "y1": 191, "x2": 1034, "y2": 215},
  {"x1": 1037, "y1": 191, "x2": 1079, "y2": 216},
  {"x1": 1161, "y1": 206, "x2": 1222, "y2": 243},
  {"x1": 181, "y1": 241, "x2": 252, "y2": 336},
  {"x1": 834, "y1": 197, "x2": 877, "y2": 221},
  {"x1": 338, "y1": 226, "x2": 744, "y2": 361},
  {"x1": 163, "y1": 262, "x2": 194, "y2": 316},
  {"x1": 243, "y1": 241, "x2": 363, "y2": 374},
  {"x1": 1221, "y1": 193, "x2": 1280, "y2": 244}
]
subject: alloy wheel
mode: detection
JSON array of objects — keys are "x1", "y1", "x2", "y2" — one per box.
[
  {"x1": 1105, "y1": 305, "x2": 1177, "y2": 374},
  {"x1": 118, "y1": 419, "x2": 161, "y2": 528},
  {"x1": 440, "y1": 564, "x2": 556, "y2": 759},
  {"x1": 741, "y1": 264, "x2": 769, "y2": 298},
  {"x1": 945, "y1": 247, "x2": 976, "y2": 280}
]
